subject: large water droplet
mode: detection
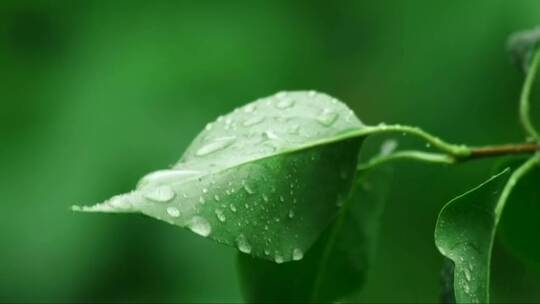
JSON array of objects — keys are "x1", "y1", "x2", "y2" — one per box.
[
  {"x1": 196, "y1": 136, "x2": 236, "y2": 156},
  {"x1": 215, "y1": 208, "x2": 226, "y2": 222},
  {"x1": 188, "y1": 216, "x2": 211, "y2": 237},
  {"x1": 292, "y1": 248, "x2": 304, "y2": 261},
  {"x1": 243, "y1": 116, "x2": 265, "y2": 127},
  {"x1": 236, "y1": 234, "x2": 252, "y2": 254},
  {"x1": 144, "y1": 185, "x2": 176, "y2": 202},
  {"x1": 167, "y1": 206, "x2": 180, "y2": 218},
  {"x1": 138, "y1": 169, "x2": 200, "y2": 188},
  {"x1": 317, "y1": 109, "x2": 338, "y2": 126}
]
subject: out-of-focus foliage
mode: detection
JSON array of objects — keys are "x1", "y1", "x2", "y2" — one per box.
[
  {"x1": 238, "y1": 166, "x2": 392, "y2": 303},
  {"x1": 1, "y1": 0, "x2": 540, "y2": 302}
]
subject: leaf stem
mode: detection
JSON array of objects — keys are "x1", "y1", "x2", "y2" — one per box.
[
  {"x1": 363, "y1": 124, "x2": 471, "y2": 157},
  {"x1": 469, "y1": 143, "x2": 540, "y2": 159},
  {"x1": 356, "y1": 123, "x2": 540, "y2": 169},
  {"x1": 520, "y1": 48, "x2": 540, "y2": 141},
  {"x1": 357, "y1": 150, "x2": 455, "y2": 171},
  {"x1": 494, "y1": 153, "x2": 540, "y2": 220}
]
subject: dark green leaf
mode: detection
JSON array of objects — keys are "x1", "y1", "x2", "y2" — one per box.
[
  {"x1": 237, "y1": 166, "x2": 393, "y2": 303},
  {"x1": 74, "y1": 91, "x2": 366, "y2": 263},
  {"x1": 498, "y1": 159, "x2": 540, "y2": 274},
  {"x1": 435, "y1": 169, "x2": 511, "y2": 303}
]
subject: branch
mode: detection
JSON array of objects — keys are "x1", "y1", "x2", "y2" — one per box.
[{"x1": 469, "y1": 143, "x2": 540, "y2": 159}]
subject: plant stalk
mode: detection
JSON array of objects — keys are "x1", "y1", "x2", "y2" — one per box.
[{"x1": 520, "y1": 48, "x2": 540, "y2": 141}]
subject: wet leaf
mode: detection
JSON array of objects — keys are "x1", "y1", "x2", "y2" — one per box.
[
  {"x1": 237, "y1": 166, "x2": 393, "y2": 302},
  {"x1": 74, "y1": 91, "x2": 366, "y2": 263}
]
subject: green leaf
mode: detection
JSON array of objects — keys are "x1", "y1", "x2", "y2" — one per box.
[
  {"x1": 435, "y1": 154, "x2": 540, "y2": 303},
  {"x1": 435, "y1": 169, "x2": 511, "y2": 303},
  {"x1": 498, "y1": 158, "x2": 540, "y2": 274},
  {"x1": 507, "y1": 26, "x2": 540, "y2": 72},
  {"x1": 237, "y1": 166, "x2": 393, "y2": 303},
  {"x1": 74, "y1": 91, "x2": 366, "y2": 263}
]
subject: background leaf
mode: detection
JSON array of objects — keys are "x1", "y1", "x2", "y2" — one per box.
[
  {"x1": 498, "y1": 159, "x2": 540, "y2": 275},
  {"x1": 75, "y1": 91, "x2": 365, "y2": 263},
  {"x1": 237, "y1": 166, "x2": 393, "y2": 303},
  {"x1": 507, "y1": 26, "x2": 540, "y2": 71},
  {"x1": 435, "y1": 169, "x2": 511, "y2": 303}
]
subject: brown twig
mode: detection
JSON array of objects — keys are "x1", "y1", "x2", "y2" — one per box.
[{"x1": 469, "y1": 143, "x2": 540, "y2": 159}]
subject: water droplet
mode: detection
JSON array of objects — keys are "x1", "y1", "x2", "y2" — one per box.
[
  {"x1": 276, "y1": 98, "x2": 295, "y2": 109},
  {"x1": 263, "y1": 130, "x2": 280, "y2": 140},
  {"x1": 243, "y1": 184, "x2": 255, "y2": 194},
  {"x1": 167, "y1": 206, "x2": 180, "y2": 218},
  {"x1": 288, "y1": 209, "x2": 295, "y2": 219},
  {"x1": 464, "y1": 268, "x2": 471, "y2": 282},
  {"x1": 230, "y1": 204, "x2": 237, "y2": 212},
  {"x1": 199, "y1": 196, "x2": 205, "y2": 204},
  {"x1": 214, "y1": 194, "x2": 220, "y2": 201},
  {"x1": 274, "y1": 254, "x2": 284, "y2": 264},
  {"x1": 138, "y1": 169, "x2": 200, "y2": 188},
  {"x1": 425, "y1": 142, "x2": 432, "y2": 148},
  {"x1": 215, "y1": 208, "x2": 226, "y2": 222},
  {"x1": 236, "y1": 234, "x2": 252, "y2": 254},
  {"x1": 196, "y1": 136, "x2": 236, "y2": 156},
  {"x1": 264, "y1": 249, "x2": 270, "y2": 255},
  {"x1": 243, "y1": 116, "x2": 265, "y2": 127},
  {"x1": 280, "y1": 196, "x2": 285, "y2": 202},
  {"x1": 144, "y1": 185, "x2": 176, "y2": 202},
  {"x1": 262, "y1": 194, "x2": 269, "y2": 202},
  {"x1": 109, "y1": 194, "x2": 132, "y2": 209},
  {"x1": 202, "y1": 188, "x2": 208, "y2": 194},
  {"x1": 316, "y1": 109, "x2": 338, "y2": 126},
  {"x1": 244, "y1": 104, "x2": 256, "y2": 113},
  {"x1": 292, "y1": 248, "x2": 304, "y2": 261},
  {"x1": 188, "y1": 216, "x2": 211, "y2": 237}
]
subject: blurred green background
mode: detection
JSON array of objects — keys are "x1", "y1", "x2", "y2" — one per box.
[{"x1": 1, "y1": 0, "x2": 540, "y2": 302}]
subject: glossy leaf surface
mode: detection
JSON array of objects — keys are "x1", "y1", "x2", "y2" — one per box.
[
  {"x1": 74, "y1": 91, "x2": 365, "y2": 262},
  {"x1": 435, "y1": 169, "x2": 511, "y2": 303}
]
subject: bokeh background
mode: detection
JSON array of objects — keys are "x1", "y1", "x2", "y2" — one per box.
[{"x1": 1, "y1": 0, "x2": 540, "y2": 302}]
